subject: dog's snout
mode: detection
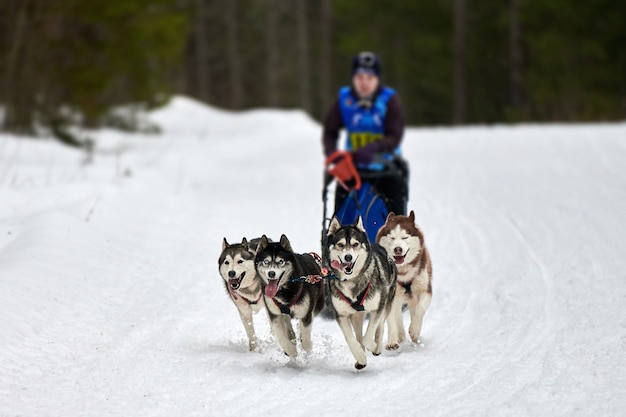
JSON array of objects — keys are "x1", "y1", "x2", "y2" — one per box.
[
  {"x1": 344, "y1": 254, "x2": 352, "y2": 262},
  {"x1": 228, "y1": 270, "x2": 236, "y2": 278},
  {"x1": 394, "y1": 247, "x2": 403, "y2": 255},
  {"x1": 268, "y1": 270, "x2": 276, "y2": 278}
]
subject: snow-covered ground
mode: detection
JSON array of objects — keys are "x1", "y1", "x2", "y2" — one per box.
[{"x1": 1, "y1": 97, "x2": 625, "y2": 416}]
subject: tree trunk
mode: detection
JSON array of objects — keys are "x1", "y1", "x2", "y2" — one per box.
[
  {"x1": 194, "y1": 0, "x2": 210, "y2": 102},
  {"x1": 3, "y1": 0, "x2": 31, "y2": 131},
  {"x1": 319, "y1": 0, "x2": 332, "y2": 115},
  {"x1": 453, "y1": 0, "x2": 467, "y2": 125},
  {"x1": 227, "y1": 0, "x2": 243, "y2": 109},
  {"x1": 265, "y1": 0, "x2": 279, "y2": 107},
  {"x1": 509, "y1": 0, "x2": 525, "y2": 116},
  {"x1": 295, "y1": 0, "x2": 311, "y2": 113}
]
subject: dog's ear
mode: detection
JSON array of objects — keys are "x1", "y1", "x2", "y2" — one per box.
[
  {"x1": 241, "y1": 237, "x2": 248, "y2": 250},
  {"x1": 386, "y1": 212, "x2": 396, "y2": 222},
  {"x1": 222, "y1": 237, "x2": 229, "y2": 251},
  {"x1": 356, "y1": 216, "x2": 365, "y2": 232},
  {"x1": 257, "y1": 235, "x2": 269, "y2": 253},
  {"x1": 279, "y1": 234, "x2": 293, "y2": 252},
  {"x1": 409, "y1": 210, "x2": 415, "y2": 222},
  {"x1": 328, "y1": 217, "x2": 341, "y2": 235}
]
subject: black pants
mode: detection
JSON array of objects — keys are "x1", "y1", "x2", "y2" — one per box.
[{"x1": 334, "y1": 158, "x2": 409, "y2": 217}]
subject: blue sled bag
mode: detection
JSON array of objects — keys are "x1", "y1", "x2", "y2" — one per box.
[{"x1": 335, "y1": 182, "x2": 388, "y2": 242}]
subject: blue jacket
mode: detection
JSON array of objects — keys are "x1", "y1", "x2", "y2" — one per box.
[{"x1": 337, "y1": 86, "x2": 400, "y2": 169}]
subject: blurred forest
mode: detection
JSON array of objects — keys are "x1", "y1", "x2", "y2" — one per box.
[{"x1": 1, "y1": 0, "x2": 625, "y2": 137}]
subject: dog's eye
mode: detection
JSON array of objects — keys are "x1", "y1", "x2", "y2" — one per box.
[
  {"x1": 224, "y1": 260, "x2": 230, "y2": 265},
  {"x1": 237, "y1": 259, "x2": 244, "y2": 264},
  {"x1": 263, "y1": 259, "x2": 270, "y2": 266},
  {"x1": 402, "y1": 237, "x2": 408, "y2": 240},
  {"x1": 278, "y1": 259, "x2": 285, "y2": 266},
  {"x1": 336, "y1": 243, "x2": 345, "y2": 249},
  {"x1": 351, "y1": 242, "x2": 359, "y2": 248}
]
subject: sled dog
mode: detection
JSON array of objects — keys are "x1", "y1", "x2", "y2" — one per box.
[
  {"x1": 219, "y1": 237, "x2": 266, "y2": 351},
  {"x1": 325, "y1": 217, "x2": 397, "y2": 369},
  {"x1": 255, "y1": 234, "x2": 325, "y2": 358},
  {"x1": 376, "y1": 211, "x2": 432, "y2": 349}
]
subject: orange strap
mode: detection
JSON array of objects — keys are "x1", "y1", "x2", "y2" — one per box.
[{"x1": 325, "y1": 150, "x2": 362, "y2": 191}]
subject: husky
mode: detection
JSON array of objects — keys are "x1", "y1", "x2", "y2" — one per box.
[
  {"x1": 219, "y1": 237, "x2": 266, "y2": 351},
  {"x1": 325, "y1": 217, "x2": 397, "y2": 369},
  {"x1": 376, "y1": 211, "x2": 432, "y2": 350},
  {"x1": 255, "y1": 234, "x2": 325, "y2": 358}
]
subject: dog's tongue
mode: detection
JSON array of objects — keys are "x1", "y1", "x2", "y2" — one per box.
[
  {"x1": 330, "y1": 260, "x2": 344, "y2": 271},
  {"x1": 265, "y1": 279, "x2": 279, "y2": 298},
  {"x1": 227, "y1": 285, "x2": 239, "y2": 301},
  {"x1": 394, "y1": 256, "x2": 405, "y2": 265}
]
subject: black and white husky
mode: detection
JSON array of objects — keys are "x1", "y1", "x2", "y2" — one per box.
[
  {"x1": 325, "y1": 217, "x2": 397, "y2": 369},
  {"x1": 219, "y1": 237, "x2": 266, "y2": 351},
  {"x1": 255, "y1": 235, "x2": 325, "y2": 358}
]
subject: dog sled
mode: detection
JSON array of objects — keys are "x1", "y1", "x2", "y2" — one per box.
[
  {"x1": 321, "y1": 150, "x2": 408, "y2": 250},
  {"x1": 318, "y1": 150, "x2": 407, "y2": 320}
]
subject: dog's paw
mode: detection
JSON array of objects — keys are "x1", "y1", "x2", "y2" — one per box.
[
  {"x1": 409, "y1": 325, "x2": 422, "y2": 344},
  {"x1": 353, "y1": 347, "x2": 367, "y2": 367},
  {"x1": 283, "y1": 344, "x2": 298, "y2": 357},
  {"x1": 386, "y1": 343, "x2": 400, "y2": 351},
  {"x1": 362, "y1": 337, "x2": 377, "y2": 353},
  {"x1": 301, "y1": 340, "x2": 312, "y2": 353}
]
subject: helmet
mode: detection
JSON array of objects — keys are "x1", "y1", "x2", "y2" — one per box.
[{"x1": 351, "y1": 51, "x2": 382, "y2": 77}]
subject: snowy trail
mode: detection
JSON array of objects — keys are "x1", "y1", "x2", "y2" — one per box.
[
  {"x1": 408, "y1": 126, "x2": 626, "y2": 414},
  {"x1": 1, "y1": 99, "x2": 626, "y2": 416}
]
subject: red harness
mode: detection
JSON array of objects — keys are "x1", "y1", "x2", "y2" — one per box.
[
  {"x1": 272, "y1": 288, "x2": 303, "y2": 315},
  {"x1": 229, "y1": 287, "x2": 262, "y2": 305},
  {"x1": 335, "y1": 281, "x2": 371, "y2": 312},
  {"x1": 241, "y1": 292, "x2": 263, "y2": 305}
]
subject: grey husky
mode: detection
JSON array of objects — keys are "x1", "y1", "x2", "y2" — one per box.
[
  {"x1": 219, "y1": 237, "x2": 265, "y2": 351},
  {"x1": 376, "y1": 211, "x2": 433, "y2": 349},
  {"x1": 324, "y1": 216, "x2": 397, "y2": 369},
  {"x1": 255, "y1": 234, "x2": 325, "y2": 358}
]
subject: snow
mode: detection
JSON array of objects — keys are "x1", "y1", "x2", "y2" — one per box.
[{"x1": 1, "y1": 96, "x2": 626, "y2": 416}]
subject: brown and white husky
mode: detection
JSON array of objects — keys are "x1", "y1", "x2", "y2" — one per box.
[{"x1": 376, "y1": 211, "x2": 432, "y2": 350}]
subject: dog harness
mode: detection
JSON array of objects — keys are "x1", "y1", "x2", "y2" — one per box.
[
  {"x1": 334, "y1": 281, "x2": 371, "y2": 312},
  {"x1": 289, "y1": 274, "x2": 325, "y2": 284},
  {"x1": 229, "y1": 288, "x2": 263, "y2": 305},
  {"x1": 400, "y1": 279, "x2": 413, "y2": 296},
  {"x1": 272, "y1": 287, "x2": 303, "y2": 315},
  {"x1": 288, "y1": 252, "x2": 338, "y2": 284},
  {"x1": 242, "y1": 292, "x2": 263, "y2": 305}
]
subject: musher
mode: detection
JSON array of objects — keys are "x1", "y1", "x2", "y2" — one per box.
[{"x1": 322, "y1": 51, "x2": 409, "y2": 218}]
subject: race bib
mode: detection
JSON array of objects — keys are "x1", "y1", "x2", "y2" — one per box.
[{"x1": 349, "y1": 132, "x2": 383, "y2": 150}]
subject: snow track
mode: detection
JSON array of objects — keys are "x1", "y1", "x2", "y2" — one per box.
[{"x1": 1, "y1": 99, "x2": 625, "y2": 416}]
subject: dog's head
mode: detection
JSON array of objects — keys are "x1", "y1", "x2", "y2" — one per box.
[
  {"x1": 375, "y1": 211, "x2": 424, "y2": 265},
  {"x1": 219, "y1": 238, "x2": 258, "y2": 290},
  {"x1": 254, "y1": 234, "x2": 296, "y2": 298},
  {"x1": 325, "y1": 216, "x2": 370, "y2": 281}
]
